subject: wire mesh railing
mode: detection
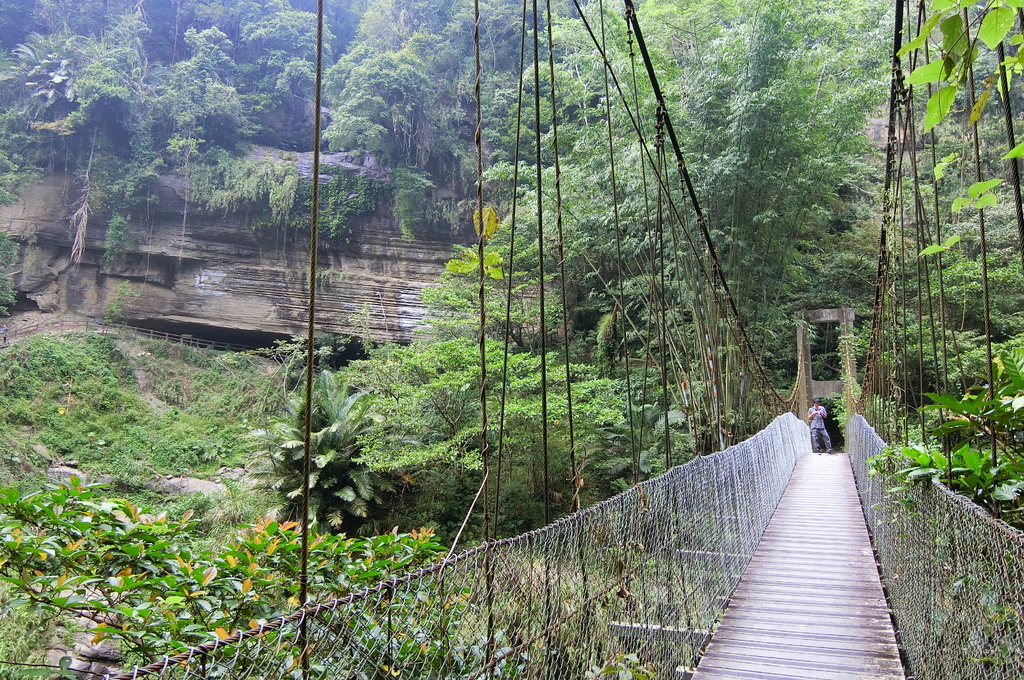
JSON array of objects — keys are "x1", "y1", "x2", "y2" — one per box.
[
  {"x1": 109, "y1": 413, "x2": 808, "y2": 680},
  {"x1": 848, "y1": 415, "x2": 1024, "y2": 680}
]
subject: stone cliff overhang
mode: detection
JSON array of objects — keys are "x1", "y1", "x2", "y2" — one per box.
[{"x1": 1, "y1": 165, "x2": 462, "y2": 346}]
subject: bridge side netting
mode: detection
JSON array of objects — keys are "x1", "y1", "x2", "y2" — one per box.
[
  {"x1": 112, "y1": 413, "x2": 807, "y2": 680},
  {"x1": 848, "y1": 415, "x2": 1024, "y2": 680}
]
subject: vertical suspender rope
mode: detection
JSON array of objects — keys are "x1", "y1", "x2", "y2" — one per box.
[
  {"x1": 531, "y1": 0, "x2": 551, "y2": 527},
  {"x1": 921, "y1": 0, "x2": 962, "y2": 399},
  {"x1": 471, "y1": 0, "x2": 498, "y2": 669},
  {"x1": 543, "y1": 0, "x2": 580, "y2": 510},
  {"x1": 298, "y1": 1, "x2": 324, "y2": 676},
  {"x1": 654, "y1": 117, "x2": 673, "y2": 466},
  {"x1": 492, "y1": 0, "x2": 530, "y2": 540},
  {"x1": 624, "y1": 20, "x2": 659, "y2": 468},
  {"x1": 535, "y1": 7, "x2": 555, "y2": 677},
  {"x1": 597, "y1": 0, "x2": 640, "y2": 482},
  {"x1": 996, "y1": 40, "x2": 1024, "y2": 274},
  {"x1": 865, "y1": 0, "x2": 904, "y2": 427},
  {"x1": 962, "y1": 8, "x2": 1000, "y2": 518},
  {"x1": 473, "y1": 0, "x2": 489, "y2": 547},
  {"x1": 901, "y1": 29, "x2": 925, "y2": 431}
]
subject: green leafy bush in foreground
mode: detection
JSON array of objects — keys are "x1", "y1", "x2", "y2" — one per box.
[
  {"x1": 0, "y1": 481, "x2": 444, "y2": 665},
  {"x1": 870, "y1": 350, "x2": 1024, "y2": 528}
]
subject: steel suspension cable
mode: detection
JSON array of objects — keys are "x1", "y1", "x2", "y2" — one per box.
[
  {"x1": 531, "y1": 0, "x2": 550, "y2": 526},
  {"x1": 542, "y1": 0, "x2": 580, "y2": 509},
  {"x1": 565, "y1": 0, "x2": 772, "y2": 442},
  {"x1": 962, "y1": 8, "x2": 999, "y2": 517},
  {"x1": 298, "y1": 1, "x2": 325, "y2": 675},
  {"x1": 597, "y1": 0, "x2": 640, "y2": 481},
  {"x1": 491, "y1": 0, "x2": 530, "y2": 539},
  {"x1": 621, "y1": 1, "x2": 784, "y2": 414}
]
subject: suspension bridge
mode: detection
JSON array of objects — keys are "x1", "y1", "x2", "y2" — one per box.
[
  {"x1": 89, "y1": 0, "x2": 1024, "y2": 677},
  {"x1": 105, "y1": 414, "x2": 1023, "y2": 680}
]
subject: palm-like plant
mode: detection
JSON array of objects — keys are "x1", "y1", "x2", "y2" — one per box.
[{"x1": 251, "y1": 370, "x2": 390, "y2": 530}]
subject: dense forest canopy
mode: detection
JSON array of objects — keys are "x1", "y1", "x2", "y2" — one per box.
[
  {"x1": 4, "y1": 0, "x2": 1023, "y2": 529},
  {"x1": 0, "y1": 0, "x2": 894, "y2": 317},
  {"x1": 0, "y1": 0, "x2": 908, "y2": 529}
]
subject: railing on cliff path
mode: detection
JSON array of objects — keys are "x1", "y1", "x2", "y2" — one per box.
[
  {"x1": 847, "y1": 415, "x2": 1024, "y2": 680},
  {"x1": 2, "y1": 319, "x2": 279, "y2": 357},
  {"x1": 109, "y1": 414, "x2": 809, "y2": 680}
]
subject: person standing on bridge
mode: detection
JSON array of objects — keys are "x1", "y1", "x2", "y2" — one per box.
[{"x1": 807, "y1": 397, "x2": 833, "y2": 454}]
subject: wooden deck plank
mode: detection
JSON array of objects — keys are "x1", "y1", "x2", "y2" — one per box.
[{"x1": 690, "y1": 453, "x2": 905, "y2": 680}]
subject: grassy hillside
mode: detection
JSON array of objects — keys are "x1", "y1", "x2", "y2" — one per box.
[{"x1": 0, "y1": 330, "x2": 277, "y2": 500}]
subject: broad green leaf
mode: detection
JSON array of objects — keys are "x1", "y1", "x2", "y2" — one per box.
[
  {"x1": 975, "y1": 192, "x2": 998, "y2": 209},
  {"x1": 918, "y1": 236, "x2": 959, "y2": 256},
  {"x1": 994, "y1": 483, "x2": 1022, "y2": 501},
  {"x1": 924, "y1": 85, "x2": 957, "y2": 132},
  {"x1": 969, "y1": 178, "x2": 1002, "y2": 197},
  {"x1": 978, "y1": 7, "x2": 1015, "y2": 49},
  {"x1": 951, "y1": 196, "x2": 971, "y2": 211},
  {"x1": 930, "y1": 0, "x2": 957, "y2": 10},
  {"x1": 940, "y1": 14, "x2": 967, "y2": 57},
  {"x1": 1003, "y1": 141, "x2": 1024, "y2": 159},
  {"x1": 960, "y1": 448, "x2": 983, "y2": 473},
  {"x1": 898, "y1": 14, "x2": 942, "y2": 56},
  {"x1": 908, "y1": 58, "x2": 954, "y2": 85},
  {"x1": 934, "y1": 152, "x2": 959, "y2": 181}
]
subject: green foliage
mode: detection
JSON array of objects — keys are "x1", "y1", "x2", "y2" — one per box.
[
  {"x1": 0, "y1": 583, "x2": 54, "y2": 680},
  {"x1": 585, "y1": 653, "x2": 657, "y2": 680},
  {"x1": 339, "y1": 335, "x2": 647, "y2": 539},
  {"x1": 0, "y1": 333, "x2": 274, "y2": 486},
  {"x1": 0, "y1": 232, "x2": 16, "y2": 316},
  {"x1": 873, "y1": 349, "x2": 1024, "y2": 528},
  {"x1": 250, "y1": 370, "x2": 389, "y2": 531},
  {"x1": 0, "y1": 481, "x2": 444, "y2": 663},
  {"x1": 305, "y1": 169, "x2": 392, "y2": 239},
  {"x1": 104, "y1": 280, "x2": 135, "y2": 324},
  {"x1": 392, "y1": 165, "x2": 434, "y2": 235},
  {"x1": 102, "y1": 214, "x2": 130, "y2": 263},
  {"x1": 189, "y1": 149, "x2": 300, "y2": 226}
]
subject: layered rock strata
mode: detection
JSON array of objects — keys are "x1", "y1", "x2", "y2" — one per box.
[{"x1": 2, "y1": 168, "x2": 465, "y2": 344}]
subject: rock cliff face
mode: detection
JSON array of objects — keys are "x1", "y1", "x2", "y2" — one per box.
[{"x1": 2, "y1": 168, "x2": 467, "y2": 345}]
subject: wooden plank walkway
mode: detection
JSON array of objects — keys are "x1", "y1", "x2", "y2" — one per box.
[{"x1": 690, "y1": 452, "x2": 905, "y2": 680}]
